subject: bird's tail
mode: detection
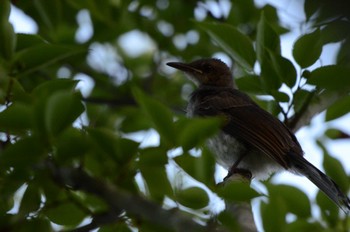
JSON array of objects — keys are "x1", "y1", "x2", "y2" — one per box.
[{"x1": 289, "y1": 153, "x2": 350, "y2": 214}]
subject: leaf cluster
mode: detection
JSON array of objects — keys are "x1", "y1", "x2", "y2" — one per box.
[{"x1": 0, "y1": 0, "x2": 349, "y2": 231}]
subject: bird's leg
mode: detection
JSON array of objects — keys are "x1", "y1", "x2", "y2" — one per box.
[{"x1": 224, "y1": 152, "x2": 252, "y2": 181}]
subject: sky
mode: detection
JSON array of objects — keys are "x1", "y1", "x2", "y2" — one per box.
[{"x1": 9, "y1": 0, "x2": 350, "y2": 230}]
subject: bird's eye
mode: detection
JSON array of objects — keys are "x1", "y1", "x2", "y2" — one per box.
[{"x1": 203, "y1": 64, "x2": 213, "y2": 72}]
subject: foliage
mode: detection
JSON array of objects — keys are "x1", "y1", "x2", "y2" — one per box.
[{"x1": 0, "y1": 0, "x2": 349, "y2": 231}]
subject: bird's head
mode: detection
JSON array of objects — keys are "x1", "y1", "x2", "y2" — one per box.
[{"x1": 167, "y1": 58, "x2": 234, "y2": 88}]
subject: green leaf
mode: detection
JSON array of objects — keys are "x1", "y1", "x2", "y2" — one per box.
[
  {"x1": 293, "y1": 89, "x2": 313, "y2": 113},
  {"x1": 260, "y1": 57, "x2": 282, "y2": 91},
  {"x1": 0, "y1": 136, "x2": 44, "y2": 169},
  {"x1": 256, "y1": 12, "x2": 293, "y2": 91},
  {"x1": 271, "y1": 90, "x2": 290, "y2": 103},
  {"x1": 87, "y1": 128, "x2": 138, "y2": 171},
  {"x1": 285, "y1": 219, "x2": 324, "y2": 232},
  {"x1": 304, "y1": 0, "x2": 320, "y2": 21},
  {"x1": 0, "y1": 0, "x2": 16, "y2": 59},
  {"x1": 323, "y1": 150, "x2": 349, "y2": 192},
  {"x1": 10, "y1": 78, "x2": 31, "y2": 103},
  {"x1": 16, "y1": 218, "x2": 52, "y2": 232},
  {"x1": 99, "y1": 223, "x2": 133, "y2": 232},
  {"x1": 19, "y1": 183, "x2": 41, "y2": 215},
  {"x1": 321, "y1": 20, "x2": 350, "y2": 44},
  {"x1": 0, "y1": 103, "x2": 33, "y2": 133},
  {"x1": 140, "y1": 167, "x2": 173, "y2": 202},
  {"x1": 138, "y1": 147, "x2": 172, "y2": 201},
  {"x1": 197, "y1": 22, "x2": 256, "y2": 71},
  {"x1": 293, "y1": 29, "x2": 322, "y2": 68},
  {"x1": 256, "y1": 11, "x2": 281, "y2": 63},
  {"x1": 174, "y1": 148, "x2": 216, "y2": 185},
  {"x1": 32, "y1": 79, "x2": 79, "y2": 98},
  {"x1": 336, "y1": 38, "x2": 350, "y2": 66},
  {"x1": 217, "y1": 211, "x2": 240, "y2": 231},
  {"x1": 260, "y1": 4, "x2": 289, "y2": 35},
  {"x1": 138, "y1": 147, "x2": 168, "y2": 168},
  {"x1": 132, "y1": 88, "x2": 175, "y2": 145},
  {"x1": 269, "y1": 53, "x2": 297, "y2": 87},
  {"x1": 316, "y1": 191, "x2": 338, "y2": 225},
  {"x1": 176, "y1": 187, "x2": 209, "y2": 209},
  {"x1": 308, "y1": 65, "x2": 350, "y2": 90},
  {"x1": 45, "y1": 202, "x2": 86, "y2": 226},
  {"x1": 55, "y1": 128, "x2": 89, "y2": 163},
  {"x1": 120, "y1": 107, "x2": 151, "y2": 132},
  {"x1": 0, "y1": 0, "x2": 11, "y2": 21},
  {"x1": 267, "y1": 184, "x2": 311, "y2": 218},
  {"x1": 216, "y1": 181, "x2": 260, "y2": 202},
  {"x1": 45, "y1": 91, "x2": 84, "y2": 136},
  {"x1": 177, "y1": 117, "x2": 221, "y2": 151},
  {"x1": 325, "y1": 95, "x2": 350, "y2": 121},
  {"x1": 16, "y1": 33, "x2": 46, "y2": 52},
  {"x1": 78, "y1": 193, "x2": 108, "y2": 214},
  {"x1": 261, "y1": 197, "x2": 286, "y2": 232},
  {"x1": 235, "y1": 75, "x2": 264, "y2": 94},
  {"x1": 12, "y1": 44, "x2": 86, "y2": 76},
  {"x1": 325, "y1": 128, "x2": 350, "y2": 140}
]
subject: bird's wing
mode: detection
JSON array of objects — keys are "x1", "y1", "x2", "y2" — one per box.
[{"x1": 193, "y1": 89, "x2": 302, "y2": 169}]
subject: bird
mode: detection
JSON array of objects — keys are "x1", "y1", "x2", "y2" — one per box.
[{"x1": 167, "y1": 58, "x2": 350, "y2": 214}]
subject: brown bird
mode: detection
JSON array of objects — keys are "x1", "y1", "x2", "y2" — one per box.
[{"x1": 167, "y1": 58, "x2": 350, "y2": 214}]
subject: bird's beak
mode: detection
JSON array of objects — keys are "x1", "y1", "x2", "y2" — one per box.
[{"x1": 166, "y1": 62, "x2": 203, "y2": 75}]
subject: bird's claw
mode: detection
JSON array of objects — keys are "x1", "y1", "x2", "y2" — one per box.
[{"x1": 224, "y1": 168, "x2": 252, "y2": 181}]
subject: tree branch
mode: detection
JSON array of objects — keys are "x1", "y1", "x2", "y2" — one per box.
[
  {"x1": 221, "y1": 173, "x2": 257, "y2": 232},
  {"x1": 289, "y1": 90, "x2": 349, "y2": 132},
  {"x1": 46, "y1": 161, "x2": 218, "y2": 232},
  {"x1": 225, "y1": 202, "x2": 257, "y2": 232}
]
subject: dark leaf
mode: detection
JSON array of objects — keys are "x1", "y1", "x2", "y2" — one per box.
[
  {"x1": 16, "y1": 218, "x2": 52, "y2": 232},
  {"x1": 285, "y1": 220, "x2": 324, "y2": 232},
  {"x1": 325, "y1": 128, "x2": 350, "y2": 140},
  {"x1": 256, "y1": 11, "x2": 281, "y2": 63},
  {"x1": 267, "y1": 184, "x2": 311, "y2": 218},
  {"x1": 216, "y1": 181, "x2": 260, "y2": 202},
  {"x1": 260, "y1": 57, "x2": 282, "y2": 91},
  {"x1": 133, "y1": 88, "x2": 175, "y2": 146},
  {"x1": 271, "y1": 90, "x2": 290, "y2": 103},
  {"x1": 235, "y1": 75, "x2": 264, "y2": 94},
  {"x1": 293, "y1": 29, "x2": 322, "y2": 68},
  {"x1": 0, "y1": 136, "x2": 44, "y2": 169},
  {"x1": 55, "y1": 128, "x2": 89, "y2": 163},
  {"x1": 217, "y1": 211, "x2": 240, "y2": 231},
  {"x1": 308, "y1": 65, "x2": 350, "y2": 90},
  {"x1": 316, "y1": 191, "x2": 339, "y2": 226},
  {"x1": 176, "y1": 187, "x2": 209, "y2": 209},
  {"x1": 45, "y1": 202, "x2": 86, "y2": 226},
  {"x1": 140, "y1": 167, "x2": 173, "y2": 202},
  {"x1": 321, "y1": 20, "x2": 350, "y2": 44},
  {"x1": 19, "y1": 183, "x2": 41, "y2": 215},
  {"x1": 32, "y1": 79, "x2": 79, "y2": 98},
  {"x1": 15, "y1": 33, "x2": 46, "y2": 52},
  {"x1": 304, "y1": 0, "x2": 320, "y2": 21},
  {"x1": 0, "y1": 103, "x2": 33, "y2": 133},
  {"x1": 336, "y1": 38, "x2": 350, "y2": 66},
  {"x1": 177, "y1": 117, "x2": 221, "y2": 151},
  {"x1": 261, "y1": 198, "x2": 286, "y2": 232},
  {"x1": 293, "y1": 89, "x2": 313, "y2": 113},
  {"x1": 45, "y1": 91, "x2": 84, "y2": 136},
  {"x1": 198, "y1": 22, "x2": 256, "y2": 71},
  {"x1": 174, "y1": 148, "x2": 216, "y2": 185},
  {"x1": 325, "y1": 95, "x2": 350, "y2": 121},
  {"x1": 12, "y1": 44, "x2": 86, "y2": 76},
  {"x1": 138, "y1": 147, "x2": 173, "y2": 201},
  {"x1": 323, "y1": 149, "x2": 349, "y2": 192},
  {"x1": 269, "y1": 53, "x2": 297, "y2": 87}
]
